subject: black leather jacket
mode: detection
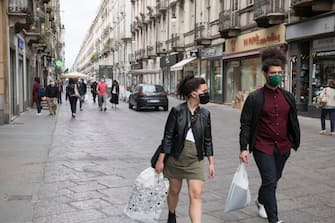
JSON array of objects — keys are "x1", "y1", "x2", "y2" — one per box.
[
  {"x1": 239, "y1": 87, "x2": 301, "y2": 152},
  {"x1": 161, "y1": 102, "x2": 213, "y2": 160}
]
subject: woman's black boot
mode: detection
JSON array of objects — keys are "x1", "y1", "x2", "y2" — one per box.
[{"x1": 167, "y1": 211, "x2": 176, "y2": 223}]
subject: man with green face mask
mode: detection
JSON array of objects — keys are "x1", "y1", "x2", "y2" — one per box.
[{"x1": 238, "y1": 47, "x2": 301, "y2": 223}]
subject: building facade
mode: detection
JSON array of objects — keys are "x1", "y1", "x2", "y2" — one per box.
[
  {"x1": 73, "y1": 0, "x2": 132, "y2": 88},
  {"x1": 0, "y1": 0, "x2": 64, "y2": 124},
  {"x1": 130, "y1": 0, "x2": 225, "y2": 101},
  {"x1": 286, "y1": 0, "x2": 335, "y2": 117}
]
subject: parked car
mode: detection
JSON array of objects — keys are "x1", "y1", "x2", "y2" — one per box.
[{"x1": 128, "y1": 84, "x2": 168, "y2": 111}]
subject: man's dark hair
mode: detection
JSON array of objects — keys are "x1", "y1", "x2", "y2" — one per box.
[
  {"x1": 261, "y1": 47, "x2": 287, "y2": 73},
  {"x1": 34, "y1": 77, "x2": 40, "y2": 83}
]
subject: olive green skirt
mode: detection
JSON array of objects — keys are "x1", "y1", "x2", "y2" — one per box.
[{"x1": 163, "y1": 140, "x2": 205, "y2": 181}]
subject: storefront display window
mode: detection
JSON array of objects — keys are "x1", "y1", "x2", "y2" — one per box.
[
  {"x1": 312, "y1": 59, "x2": 335, "y2": 103},
  {"x1": 241, "y1": 57, "x2": 262, "y2": 93},
  {"x1": 209, "y1": 60, "x2": 223, "y2": 102},
  {"x1": 225, "y1": 61, "x2": 239, "y2": 103},
  {"x1": 299, "y1": 54, "x2": 309, "y2": 105}
]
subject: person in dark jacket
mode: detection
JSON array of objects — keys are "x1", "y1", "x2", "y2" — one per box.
[
  {"x1": 110, "y1": 80, "x2": 119, "y2": 109},
  {"x1": 155, "y1": 74, "x2": 215, "y2": 223},
  {"x1": 78, "y1": 79, "x2": 87, "y2": 111},
  {"x1": 90, "y1": 81, "x2": 98, "y2": 103},
  {"x1": 32, "y1": 77, "x2": 42, "y2": 115},
  {"x1": 239, "y1": 47, "x2": 300, "y2": 223},
  {"x1": 45, "y1": 79, "x2": 59, "y2": 116},
  {"x1": 57, "y1": 80, "x2": 63, "y2": 104},
  {"x1": 66, "y1": 78, "x2": 79, "y2": 118}
]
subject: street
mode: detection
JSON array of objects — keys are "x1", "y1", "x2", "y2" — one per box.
[{"x1": 0, "y1": 95, "x2": 334, "y2": 223}]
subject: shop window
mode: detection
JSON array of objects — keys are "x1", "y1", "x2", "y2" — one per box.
[
  {"x1": 299, "y1": 54, "x2": 309, "y2": 105},
  {"x1": 312, "y1": 59, "x2": 335, "y2": 104}
]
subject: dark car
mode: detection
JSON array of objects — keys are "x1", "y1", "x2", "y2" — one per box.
[{"x1": 128, "y1": 84, "x2": 168, "y2": 111}]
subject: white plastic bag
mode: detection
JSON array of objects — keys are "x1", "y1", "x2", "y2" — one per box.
[
  {"x1": 124, "y1": 167, "x2": 169, "y2": 222},
  {"x1": 224, "y1": 163, "x2": 251, "y2": 213}
]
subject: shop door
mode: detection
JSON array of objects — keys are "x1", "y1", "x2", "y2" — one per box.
[
  {"x1": 10, "y1": 49, "x2": 17, "y2": 115},
  {"x1": 18, "y1": 57, "x2": 24, "y2": 112}
]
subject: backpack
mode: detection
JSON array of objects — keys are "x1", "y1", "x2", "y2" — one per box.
[{"x1": 38, "y1": 87, "x2": 45, "y2": 97}]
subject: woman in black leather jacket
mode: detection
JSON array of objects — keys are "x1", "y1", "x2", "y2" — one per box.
[{"x1": 155, "y1": 75, "x2": 215, "y2": 223}]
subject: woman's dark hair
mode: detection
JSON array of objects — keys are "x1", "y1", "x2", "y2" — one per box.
[
  {"x1": 328, "y1": 79, "x2": 335, "y2": 88},
  {"x1": 176, "y1": 74, "x2": 206, "y2": 98},
  {"x1": 68, "y1": 78, "x2": 74, "y2": 84},
  {"x1": 261, "y1": 47, "x2": 287, "y2": 73},
  {"x1": 34, "y1": 77, "x2": 40, "y2": 83}
]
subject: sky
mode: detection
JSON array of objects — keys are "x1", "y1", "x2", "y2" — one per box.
[{"x1": 60, "y1": 0, "x2": 102, "y2": 69}]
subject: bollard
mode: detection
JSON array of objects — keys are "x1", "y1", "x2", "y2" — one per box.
[{"x1": 0, "y1": 96, "x2": 4, "y2": 125}]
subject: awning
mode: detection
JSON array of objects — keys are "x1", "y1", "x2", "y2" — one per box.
[
  {"x1": 130, "y1": 69, "x2": 160, "y2": 74},
  {"x1": 222, "y1": 50, "x2": 260, "y2": 60},
  {"x1": 170, "y1": 57, "x2": 197, "y2": 71}
]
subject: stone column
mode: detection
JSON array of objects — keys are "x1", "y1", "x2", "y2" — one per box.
[{"x1": 0, "y1": 0, "x2": 9, "y2": 124}]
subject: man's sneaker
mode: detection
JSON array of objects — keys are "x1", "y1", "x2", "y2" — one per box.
[
  {"x1": 277, "y1": 220, "x2": 284, "y2": 223},
  {"x1": 255, "y1": 200, "x2": 267, "y2": 219},
  {"x1": 104, "y1": 107, "x2": 107, "y2": 112}
]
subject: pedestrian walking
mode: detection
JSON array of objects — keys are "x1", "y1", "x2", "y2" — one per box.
[
  {"x1": 239, "y1": 47, "x2": 301, "y2": 223},
  {"x1": 318, "y1": 79, "x2": 335, "y2": 136},
  {"x1": 154, "y1": 74, "x2": 215, "y2": 223},
  {"x1": 90, "y1": 80, "x2": 98, "y2": 103},
  {"x1": 97, "y1": 77, "x2": 108, "y2": 111},
  {"x1": 57, "y1": 80, "x2": 63, "y2": 104},
  {"x1": 78, "y1": 79, "x2": 87, "y2": 111},
  {"x1": 66, "y1": 78, "x2": 80, "y2": 118},
  {"x1": 32, "y1": 77, "x2": 43, "y2": 116},
  {"x1": 45, "y1": 79, "x2": 59, "y2": 116},
  {"x1": 110, "y1": 80, "x2": 119, "y2": 109}
]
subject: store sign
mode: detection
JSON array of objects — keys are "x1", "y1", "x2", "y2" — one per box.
[
  {"x1": 200, "y1": 45, "x2": 223, "y2": 59},
  {"x1": 17, "y1": 38, "x2": 24, "y2": 50},
  {"x1": 225, "y1": 24, "x2": 286, "y2": 54},
  {"x1": 160, "y1": 54, "x2": 177, "y2": 67},
  {"x1": 312, "y1": 37, "x2": 335, "y2": 52},
  {"x1": 55, "y1": 60, "x2": 63, "y2": 67}
]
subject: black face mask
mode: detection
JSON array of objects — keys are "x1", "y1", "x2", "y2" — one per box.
[{"x1": 199, "y1": 92, "x2": 210, "y2": 104}]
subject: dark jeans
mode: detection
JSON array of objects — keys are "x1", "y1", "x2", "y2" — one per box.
[
  {"x1": 321, "y1": 108, "x2": 335, "y2": 132},
  {"x1": 69, "y1": 96, "x2": 78, "y2": 114},
  {"x1": 79, "y1": 96, "x2": 84, "y2": 109},
  {"x1": 36, "y1": 100, "x2": 42, "y2": 113},
  {"x1": 92, "y1": 92, "x2": 97, "y2": 103},
  {"x1": 253, "y1": 147, "x2": 290, "y2": 223},
  {"x1": 57, "y1": 92, "x2": 62, "y2": 104}
]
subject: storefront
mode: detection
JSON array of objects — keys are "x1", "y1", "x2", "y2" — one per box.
[
  {"x1": 200, "y1": 44, "x2": 223, "y2": 103},
  {"x1": 286, "y1": 12, "x2": 335, "y2": 116},
  {"x1": 223, "y1": 24, "x2": 287, "y2": 104},
  {"x1": 160, "y1": 54, "x2": 179, "y2": 94}
]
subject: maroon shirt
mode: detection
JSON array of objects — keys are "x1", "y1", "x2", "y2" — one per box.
[{"x1": 255, "y1": 86, "x2": 292, "y2": 155}]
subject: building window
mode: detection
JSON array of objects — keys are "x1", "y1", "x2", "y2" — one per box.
[{"x1": 232, "y1": 0, "x2": 238, "y2": 11}]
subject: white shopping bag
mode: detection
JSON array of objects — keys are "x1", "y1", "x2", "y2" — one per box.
[
  {"x1": 224, "y1": 163, "x2": 251, "y2": 213},
  {"x1": 124, "y1": 167, "x2": 169, "y2": 222}
]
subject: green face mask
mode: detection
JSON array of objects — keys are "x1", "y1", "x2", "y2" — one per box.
[{"x1": 268, "y1": 75, "x2": 282, "y2": 87}]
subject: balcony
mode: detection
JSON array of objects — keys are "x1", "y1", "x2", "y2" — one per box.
[
  {"x1": 171, "y1": 33, "x2": 185, "y2": 52},
  {"x1": 156, "y1": 41, "x2": 167, "y2": 55},
  {"x1": 140, "y1": 49, "x2": 149, "y2": 60},
  {"x1": 169, "y1": 0, "x2": 180, "y2": 6},
  {"x1": 195, "y1": 23, "x2": 212, "y2": 46},
  {"x1": 157, "y1": 0, "x2": 168, "y2": 13},
  {"x1": 292, "y1": 0, "x2": 332, "y2": 17},
  {"x1": 219, "y1": 10, "x2": 240, "y2": 38},
  {"x1": 131, "y1": 22, "x2": 136, "y2": 33},
  {"x1": 147, "y1": 45, "x2": 157, "y2": 58},
  {"x1": 254, "y1": 0, "x2": 285, "y2": 27},
  {"x1": 7, "y1": 0, "x2": 31, "y2": 28}
]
